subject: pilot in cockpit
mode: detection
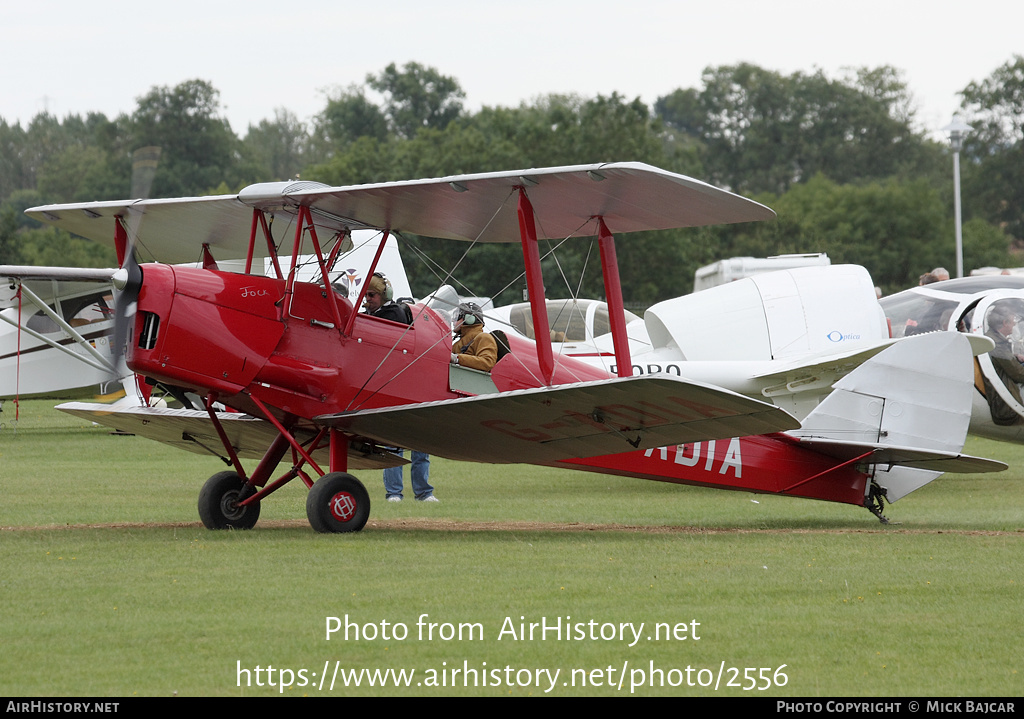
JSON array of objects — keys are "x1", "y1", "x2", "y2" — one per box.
[
  {"x1": 451, "y1": 302, "x2": 497, "y2": 372},
  {"x1": 986, "y1": 305, "x2": 1024, "y2": 366},
  {"x1": 982, "y1": 304, "x2": 1024, "y2": 424},
  {"x1": 361, "y1": 273, "x2": 411, "y2": 324}
]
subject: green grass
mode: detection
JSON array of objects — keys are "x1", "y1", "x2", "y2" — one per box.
[{"x1": 0, "y1": 400, "x2": 1021, "y2": 696}]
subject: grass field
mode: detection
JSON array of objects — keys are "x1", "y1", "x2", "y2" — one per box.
[{"x1": 0, "y1": 399, "x2": 1020, "y2": 697}]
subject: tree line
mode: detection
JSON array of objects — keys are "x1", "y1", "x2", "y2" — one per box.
[{"x1": 2, "y1": 58, "x2": 1022, "y2": 303}]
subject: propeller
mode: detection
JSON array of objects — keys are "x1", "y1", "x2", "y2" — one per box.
[
  {"x1": 110, "y1": 146, "x2": 160, "y2": 376},
  {"x1": 111, "y1": 249, "x2": 142, "y2": 358}
]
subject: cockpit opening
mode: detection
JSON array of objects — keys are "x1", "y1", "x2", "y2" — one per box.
[{"x1": 882, "y1": 293, "x2": 959, "y2": 337}]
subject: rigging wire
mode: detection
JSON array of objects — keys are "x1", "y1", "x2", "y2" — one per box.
[{"x1": 342, "y1": 189, "x2": 515, "y2": 412}]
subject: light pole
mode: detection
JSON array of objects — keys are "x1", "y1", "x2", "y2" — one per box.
[{"x1": 942, "y1": 116, "x2": 972, "y2": 278}]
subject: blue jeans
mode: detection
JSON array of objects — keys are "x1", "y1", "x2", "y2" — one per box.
[{"x1": 383, "y1": 451, "x2": 433, "y2": 499}]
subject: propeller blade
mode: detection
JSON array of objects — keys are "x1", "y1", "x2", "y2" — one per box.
[
  {"x1": 110, "y1": 146, "x2": 161, "y2": 378},
  {"x1": 112, "y1": 250, "x2": 142, "y2": 359}
]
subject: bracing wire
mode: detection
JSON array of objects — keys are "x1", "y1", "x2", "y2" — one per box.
[{"x1": 343, "y1": 189, "x2": 516, "y2": 412}]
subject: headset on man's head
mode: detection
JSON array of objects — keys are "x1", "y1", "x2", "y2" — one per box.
[
  {"x1": 370, "y1": 272, "x2": 393, "y2": 302},
  {"x1": 456, "y1": 301, "x2": 483, "y2": 326}
]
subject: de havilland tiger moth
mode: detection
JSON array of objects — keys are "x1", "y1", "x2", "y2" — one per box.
[{"x1": 0, "y1": 163, "x2": 1004, "y2": 531}]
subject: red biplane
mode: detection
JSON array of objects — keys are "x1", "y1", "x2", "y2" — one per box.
[{"x1": 3, "y1": 163, "x2": 1003, "y2": 531}]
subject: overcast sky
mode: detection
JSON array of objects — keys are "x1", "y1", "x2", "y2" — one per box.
[{"x1": 4, "y1": 0, "x2": 1021, "y2": 143}]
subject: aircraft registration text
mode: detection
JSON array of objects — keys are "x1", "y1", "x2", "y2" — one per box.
[{"x1": 644, "y1": 439, "x2": 743, "y2": 477}]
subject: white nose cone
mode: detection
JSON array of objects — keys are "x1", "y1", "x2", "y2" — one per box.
[{"x1": 112, "y1": 267, "x2": 130, "y2": 291}]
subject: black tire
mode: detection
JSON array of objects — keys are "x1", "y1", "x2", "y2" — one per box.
[
  {"x1": 198, "y1": 471, "x2": 260, "y2": 530},
  {"x1": 306, "y1": 472, "x2": 370, "y2": 533}
]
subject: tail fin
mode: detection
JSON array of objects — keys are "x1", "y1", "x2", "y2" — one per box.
[{"x1": 792, "y1": 332, "x2": 1003, "y2": 503}]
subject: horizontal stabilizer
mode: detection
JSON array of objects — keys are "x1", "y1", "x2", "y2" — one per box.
[
  {"x1": 57, "y1": 402, "x2": 406, "y2": 470},
  {"x1": 317, "y1": 375, "x2": 799, "y2": 464},
  {"x1": 793, "y1": 437, "x2": 1006, "y2": 474}
]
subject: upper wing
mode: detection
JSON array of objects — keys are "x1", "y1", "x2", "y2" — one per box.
[
  {"x1": 24, "y1": 194, "x2": 262, "y2": 266},
  {"x1": 56, "y1": 401, "x2": 406, "y2": 470},
  {"x1": 276, "y1": 162, "x2": 775, "y2": 244},
  {"x1": 316, "y1": 374, "x2": 799, "y2": 464},
  {"x1": 25, "y1": 163, "x2": 774, "y2": 263}
]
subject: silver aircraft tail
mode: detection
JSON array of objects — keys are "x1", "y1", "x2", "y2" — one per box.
[{"x1": 789, "y1": 332, "x2": 1004, "y2": 515}]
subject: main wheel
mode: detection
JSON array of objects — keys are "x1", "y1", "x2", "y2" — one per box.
[
  {"x1": 198, "y1": 471, "x2": 260, "y2": 530},
  {"x1": 306, "y1": 472, "x2": 370, "y2": 533}
]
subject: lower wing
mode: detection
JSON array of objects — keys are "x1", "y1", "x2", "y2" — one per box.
[
  {"x1": 57, "y1": 401, "x2": 406, "y2": 470},
  {"x1": 317, "y1": 375, "x2": 800, "y2": 463}
]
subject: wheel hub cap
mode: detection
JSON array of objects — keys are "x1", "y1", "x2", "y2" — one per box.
[{"x1": 329, "y1": 492, "x2": 357, "y2": 522}]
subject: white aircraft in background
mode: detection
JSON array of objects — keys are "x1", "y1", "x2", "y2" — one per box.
[
  {"x1": 485, "y1": 265, "x2": 989, "y2": 417},
  {"x1": 483, "y1": 262, "x2": 1024, "y2": 461},
  {"x1": 879, "y1": 275, "x2": 1024, "y2": 443},
  {"x1": 0, "y1": 276, "x2": 123, "y2": 400},
  {"x1": 484, "y1": 253, "x2": 836, "y2": 373},
  {"x1": 0, "y1": 143, "x2": 165, "y2": 405}
]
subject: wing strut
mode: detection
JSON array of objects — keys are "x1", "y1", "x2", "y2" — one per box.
[
  {"x1": 245, "y1": 209, "x2": 260, "y2": 275},
  {"x1": 597, "y1": 218, "x2": 633, "y2": 378},
  {"x1": 517, "y1": 188, "x2": 554, "y2": 385},
  {"x1": 301, "y1": 205, "x2": 345, "y2": 333},
  {"x1": 114, "y1": 215, "x2": 128, "y2": 266},
  {"x1": 249, "y1": 394, "x2": 326, "y2": 477},
  {"x1": 204, "y1": 393, "x2": 248, "y2": 479},
  {"x1": 244, "y1": 209, "x2": 284, "y2": 279},
  {"x1": 781, "y1": 448, "x2": 874, "y2": 493},
  {"x1": 344, "y1": 230, "x2": 390, "y2": 336}
]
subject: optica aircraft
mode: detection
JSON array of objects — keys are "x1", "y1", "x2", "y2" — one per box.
[
  {"x1": 0, "y1": 163, "x2": 1003, "y2": 532},
  {"x1": 484, "y1": 264, "x2": 998, "y2": 422}
]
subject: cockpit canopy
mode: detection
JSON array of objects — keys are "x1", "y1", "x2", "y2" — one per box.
[
  {"x1": 503, "y1": 299, "x2": 640, "y2": 343},
  {"x1": 880, "y1": 276, "x2": 1024, "y2": 436}
]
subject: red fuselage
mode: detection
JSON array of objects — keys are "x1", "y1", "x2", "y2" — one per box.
[
  {"x1": 128, "y1": 265, "x2": 610, "y2": 416},
  {"x1": 127, "y1": 264, "x2": 869, "y2": 507}
]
